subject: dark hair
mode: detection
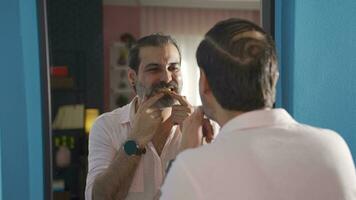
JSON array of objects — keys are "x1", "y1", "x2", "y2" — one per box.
[
  {"x1": 196, "y1": 18, "x2": 278, "y2": 111},
  {"x1": 128, "y1": 33, "x2": 181, "y2": 73}
]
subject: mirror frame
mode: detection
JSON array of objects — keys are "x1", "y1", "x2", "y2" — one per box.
[
  {"x1": 38, "y1": 1, "x2": 275, "y2": 199},
  {"x1": 37, "y1": 0, "x2": 52, "y2": 199},
  {"x1": 262, "y1": 0, "x2": 275, "y2": 39}
]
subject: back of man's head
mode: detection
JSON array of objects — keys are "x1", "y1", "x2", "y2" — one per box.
[
  {"x1": 128, "y1": 33, "x2": 181, "y2": 73},
  {"x1": 196, "y1": 18, "x2": 278, "y2": 112}
]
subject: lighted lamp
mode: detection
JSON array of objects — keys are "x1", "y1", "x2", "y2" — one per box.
[{"x1": 85, "y1": 108, "x2": 99, "y2": 134}]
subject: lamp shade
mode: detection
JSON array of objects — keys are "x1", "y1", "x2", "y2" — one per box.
[{"x1": 85, "y1": 108, "x2": 99, "y2": 134}]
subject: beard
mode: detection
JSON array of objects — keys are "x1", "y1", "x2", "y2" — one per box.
[{"x1": 135, "y1": 80, "x2": 182, "y2": 108}]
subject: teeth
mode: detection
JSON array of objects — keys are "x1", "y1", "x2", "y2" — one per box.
[
  {"x1": 157, "y1": 87, "x2": 175, "y2": 93},
  {"x1": 158, "y1": 88, "x2": 169, "y2": 92}
]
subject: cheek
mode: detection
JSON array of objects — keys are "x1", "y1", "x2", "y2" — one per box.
[
  {"x1": 199, "y1": 84, "x2": 203, "y2": 97},
  {"x1": 174, "y1": 73, "x2": 183, "y2": 84},
  {"x1": 198, "y1": 76, "x2": 203, "y2": 95},
  {"x1": 139, "y1": 73, "x2": 159, "y2": 88}
]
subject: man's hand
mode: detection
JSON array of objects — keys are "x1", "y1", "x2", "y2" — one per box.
[
  {"x1": 129, "y1": 93, "x2": 165, "y2": 146},
  {"x1": 202, "y1": 118, "x2": 214, "y2": 143},
  {"x1": 168, "y1": 92, "x2": 194, "y2": 125},
  {"x1": 178, "y1": 106, "x2": 215, "y2": 152}
]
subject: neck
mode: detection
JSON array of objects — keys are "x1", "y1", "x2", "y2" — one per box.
[
  {"x1": 215, "y1": 107, "x2": 272, "y2": 127},
  {"x1": 215, "y1": 109, "x2": 244, "y2": 127},
  {"x1": 152, "y1": 108, "x2": 174, "y2": 156}
]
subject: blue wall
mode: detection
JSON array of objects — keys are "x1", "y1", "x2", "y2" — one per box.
[
  {"x1": 0, "y1": 0, "x2": 355, "y2": 199},
  {"x1": 0, "y1": 0, "x2": 44, "y2": 199},
  {"x1": 276, "y1": 0, "x2": 356, "y2": 158}
]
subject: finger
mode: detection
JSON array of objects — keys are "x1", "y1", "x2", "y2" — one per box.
[
  {"x1": 172, "y1": 105, "x2": 190, "y2": 109},
  {"x1": 145, "y1": 108, "x2": 159, "y2": 114},
  {"x1": 172, "y1": 115, "x2": 187, "y2": 120},
  {"x1": 150, "y1": 113, "x2": 160, "y2": 119},
  {"x1": 150, "y1": 110, "x2": 162, "y2": 116},
  {"x1": 149, "y1": 110, "x2": 161, "y2": 116},
  {"x1": 167, "y1": 92, "x2": 189, "y2": 106},
  {"x1": 171, "y1": 116, "x2": 189, "y2": 125},
  {"x1": 171, "y1": 112, "x2": 190, "y2": 118},
  {"x1": 171, "y1": 117, "x2": 187, "y2": 125},
  {"x1": 171, "y1": 108, "x2": 191, "y2": 116},
  {"x1": 202, "y1": 118, "x2": 214, "y2": 135},
  {"x1": 148, "y1": 110, "x2": 162, "y2": 118},
  {"x1": 140, "y1": 93, "x2": 165, "y2": 111},
  {"x1": 202, "y1": 118, "x2": 214, "y2": 143},
  {"x1": 154, "y1": 116, "x2": 163, "y2": 122},
  {"x1": 172, "y1": 105, "x2": 192, "y2": 113}
]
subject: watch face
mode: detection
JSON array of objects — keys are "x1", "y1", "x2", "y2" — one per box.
[{"x1": 124, "y1": 140, "x2": 137, "y2": 155}]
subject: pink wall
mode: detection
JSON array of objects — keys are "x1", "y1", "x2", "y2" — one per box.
[
  {"x1": 141, "y1": 7, "x2": 260, "y2": 36},
  {"x1": 103, "y1": 5, "x2": 140, "y2": 111},
  {"x1": 103, "y1": 5, "x2": 260, "y2": 111}
]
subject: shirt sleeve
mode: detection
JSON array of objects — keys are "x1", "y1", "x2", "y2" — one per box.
[
  {"x1": 160, "y1": 156, "x2": 203, "y2": 200},
  {"x1": 85, "y1": 117, "x2": 116, "y2": 200}
]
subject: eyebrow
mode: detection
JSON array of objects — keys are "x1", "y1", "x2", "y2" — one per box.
[
  {"x1": 144, "y1": 63, "x2": 161, "y2": 69},
  {"x1": 168, "y1": 62, "x2": 180, "y2": 67},
  {"x1": 144, "y1": 62, "x2": 180, "y2": 69}
]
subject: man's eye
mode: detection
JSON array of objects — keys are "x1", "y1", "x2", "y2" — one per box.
[
  {"x1": 146, "y1": 68, "x2": 159, "y2": 72},
  {"x1": 169, "y1": 64, "x2": 180, "y2": 72}
]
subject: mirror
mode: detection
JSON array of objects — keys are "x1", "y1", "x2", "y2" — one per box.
[{"x1": 40, "y1": 0, "x2": 272, "y2": 199}]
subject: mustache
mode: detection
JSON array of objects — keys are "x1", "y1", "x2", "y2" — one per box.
[{"x1": 148, "y1": 81, "x2": 178, "y2": 96}]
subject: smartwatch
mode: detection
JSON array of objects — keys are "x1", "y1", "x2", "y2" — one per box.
[{"x1": 123, "y1": 140, "x2": 146, "y2": 156}]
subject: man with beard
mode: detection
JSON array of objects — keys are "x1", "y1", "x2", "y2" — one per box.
[
  {"x1": 85, "y1": 34, "x2": 213, "y2": 200},
  {"x1": 160, "y1": 19, "x2": 356, "y2": 200}
]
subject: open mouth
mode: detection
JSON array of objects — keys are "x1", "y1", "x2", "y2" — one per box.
[{"x1": 157, "y1": 86, "x2": 175, "y2": 93}]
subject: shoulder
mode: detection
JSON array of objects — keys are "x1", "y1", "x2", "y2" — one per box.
[
  {"x1": 89, "y1": 104, "x2": 131, "y2": 140},
  {"x1": 290, "y1": 122, "x2": 353, "y2": 160},
  {"x1": 92, "y1": 103, "x2": 131, "y2": 129},
  {"x1": 295, "y1": 123, "x2": 346, "y2": 144},
  {"x1": 95, "y1": 104, "x2": 130, "y2": 125},
  {"x1": 173, "y1": 144, "x2": 220, "y2": 175}
]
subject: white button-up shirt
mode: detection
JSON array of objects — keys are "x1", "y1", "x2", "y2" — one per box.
[
  {"x1": 85, "y1": 98, "x2": 181, "y2": 200},
  {"x1": 161, "y1": 108, "x2": 356, "y2": 200}
]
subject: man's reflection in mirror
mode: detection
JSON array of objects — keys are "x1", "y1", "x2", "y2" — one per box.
[{"x1": 85, "y1": 34, "x2": 213, "y2": 200}]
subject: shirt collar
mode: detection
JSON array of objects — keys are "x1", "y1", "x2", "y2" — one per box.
[
  {"x1": 219, "y1": 108, "x2": 297, "y2": 135},
  {"x1": 117, "y1": 96, "x2": 138, "y2": 125}
]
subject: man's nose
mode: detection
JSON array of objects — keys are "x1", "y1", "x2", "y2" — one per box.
[{"x1": 161, "y1": 69, "x2": 172, "y2": 83}]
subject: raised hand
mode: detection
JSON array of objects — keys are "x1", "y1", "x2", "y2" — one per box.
[
  {"x1": 202, "y1": 118, "x2": 214, "y2": 144},
  {"x1": 178, "y1": 106, "x2": 216, "y2": 152},
  {"x1": 167, "y1": 92, "x2": 194, "y2": 126},
  {"x1": 129, "y1": 93, "x2": 165, "y2": 147},
  {"x1": 179, "y1": 106, "x2": 204, "y2": 151}
]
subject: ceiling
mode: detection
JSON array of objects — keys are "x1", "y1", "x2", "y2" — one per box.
[{"x1": 103, "y1": 0, "x2": 261, "y2": 10}]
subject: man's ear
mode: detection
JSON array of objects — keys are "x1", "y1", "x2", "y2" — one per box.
[
  {"x1": 127, "y1": 68, "x2": 137, "y2": 87},
  {"x1": 274, "y1": 72, "x2": 280, "y2": 88},
  {"x1": 199, "y1": 69, "x2": 211, "y2": 95}
]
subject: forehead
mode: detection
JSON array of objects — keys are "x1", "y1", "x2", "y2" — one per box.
[{"x1": 138, "y1": 43, "x2": 180, "y2": 65}]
